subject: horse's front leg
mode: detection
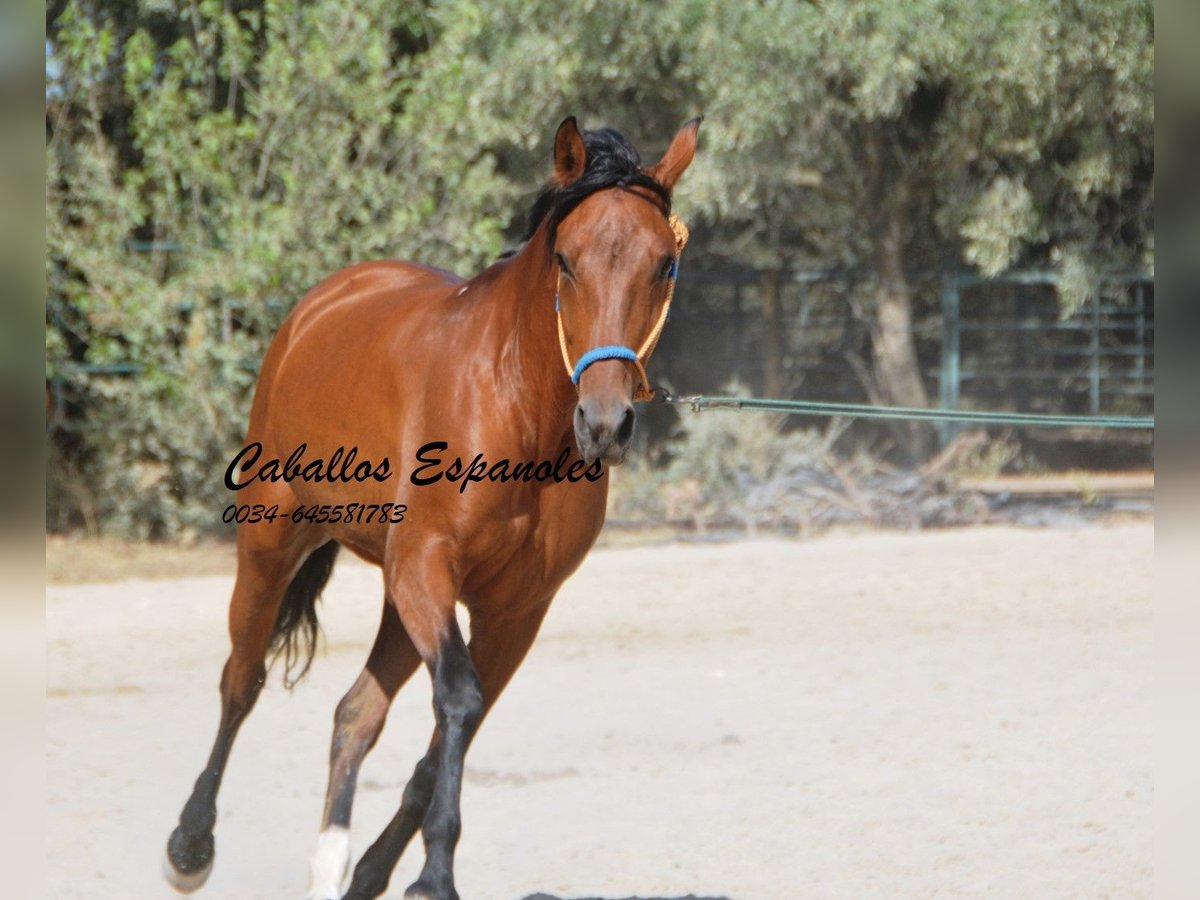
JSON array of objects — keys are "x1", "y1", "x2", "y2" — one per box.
[
  {"x1": 342, "y1": 567, "x2": 554, "y2": 899},
  {"x1": 406, "y1": 617, "x2": 482, "y2": 900},
  {"x1": 351, "y1": 538, "x2": 480, "y2": 900}
]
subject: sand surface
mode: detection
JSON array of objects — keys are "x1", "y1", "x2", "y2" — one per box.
[{"x1": 46, "y1": 523, "x2": 1152, "y2": 899}]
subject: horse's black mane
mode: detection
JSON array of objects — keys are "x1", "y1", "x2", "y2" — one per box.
[{"x1": 521, "y1": 126, "x2": 671, "y2": 247}]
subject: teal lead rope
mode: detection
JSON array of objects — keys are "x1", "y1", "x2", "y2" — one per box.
[{"x1": 657, "y1": 394, "x2": 1154, "y2": 430}]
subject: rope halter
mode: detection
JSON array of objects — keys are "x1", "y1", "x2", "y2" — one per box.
[{"x1": 556, "y1": 213, "x2": 689, "y2": 403}]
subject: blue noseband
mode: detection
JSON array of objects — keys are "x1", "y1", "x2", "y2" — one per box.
[{"x1": 571, "y1": 345, "x2": 640, "y2": 384}]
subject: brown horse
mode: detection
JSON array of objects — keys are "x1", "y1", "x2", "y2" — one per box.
[{"x1": 164, "y1": 116, "x2": 700, "y2": 900}]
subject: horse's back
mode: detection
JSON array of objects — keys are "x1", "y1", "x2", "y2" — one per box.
[
  {"x1": 247, "y1": 259, "x2": 464, "y2": 455},
  {"x1": 263, "y1": 258, "x2": 463, "y2": 380},
  {"x1": 285, "y1": 259, "x2": 463, "y2": 340}
]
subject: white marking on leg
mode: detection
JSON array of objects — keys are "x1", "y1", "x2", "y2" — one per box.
[{"x1": 307, "y1": 826, "x2": 351, "y2": 900}]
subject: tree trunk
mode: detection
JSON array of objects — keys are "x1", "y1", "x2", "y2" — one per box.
[
  {"x1": 762, "y1": 268, "x2": 784, "y2": 397},
  {"x1": 870, "y1": 191, "x2": 934, "y2": 462}
]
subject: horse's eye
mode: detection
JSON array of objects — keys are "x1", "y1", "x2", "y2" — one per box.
[
  {"x1": 555, "y1": 252, "x2": 573, "y2": 278},
  {"x1": 659, "y1": 257, "x2": 676, "y2": 280}
]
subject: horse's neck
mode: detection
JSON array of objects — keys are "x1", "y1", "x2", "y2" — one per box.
[{"x1": 479, "y1": 227, "x2": 578, "y2": 448}]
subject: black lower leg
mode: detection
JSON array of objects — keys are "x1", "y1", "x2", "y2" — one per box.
[
  {"x1": 408, "y1": 627, "x2": 483, "y2": 900},
  {"x1": 342, "y1": 750, "x2": 439, "y2": 899},
  {"x1": 167, "y1": 723, "x2": 233, "y2": 875},
  {"x1": 167, "y1": 662, "x2": 264, "y2": 877}
]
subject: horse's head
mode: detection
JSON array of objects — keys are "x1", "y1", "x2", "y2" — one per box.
[{"x1": 542, "y1": 116, "x2": 700, "y2": 465}]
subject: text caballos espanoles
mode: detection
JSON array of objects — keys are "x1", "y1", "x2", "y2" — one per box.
[{"x1": 225, "y1": 442, "x2": 603, "y2": 494}]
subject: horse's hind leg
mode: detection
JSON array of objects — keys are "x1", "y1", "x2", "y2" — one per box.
[
  {"x1": 165, "y1": 528, "x2": 328, "y2": 892},
  {"x1": 308, "y1": 601, "x2": 421, "y2": 900}
]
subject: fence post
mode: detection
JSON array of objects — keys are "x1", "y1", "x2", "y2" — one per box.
[
  {"x1": 1089, "y1": 283, "x2": 1101, "y2": 415},
  {"x1": 938, "y1": 272, "x2": 960, "y2": 445},
  {"x1": 1134, "y1": 281, "x2": 1146, "y2": 392},
  {"x1": 762, "y1": 268, "x2": 783, "y2": 397}
]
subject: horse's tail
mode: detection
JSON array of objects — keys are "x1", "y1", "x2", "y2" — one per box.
[{"x1": 270, "y1": 540, "x2": 340, "y2": 689}]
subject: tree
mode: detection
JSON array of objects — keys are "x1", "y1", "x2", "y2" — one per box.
[{"x1": 687, "y1": 0, "x2": 1153, "y2": 459}]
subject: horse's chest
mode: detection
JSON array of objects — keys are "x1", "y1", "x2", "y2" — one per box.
[{"x1": 461, "y1": 475, "x2": 608, "y2": 608}]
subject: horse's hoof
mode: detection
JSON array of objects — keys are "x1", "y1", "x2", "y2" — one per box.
[
  {"x1": 164, "y1": 827, "x2": 214, "y2": 893},
  {"x1": 404, "y1": 880, "x2": 457, "y2": 900},
  {"x1": 162, "y1": 848, "x2": 213, "y2": 893}
]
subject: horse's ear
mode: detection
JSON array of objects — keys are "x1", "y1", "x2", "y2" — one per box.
[
  {"x1": 646, "y1": 116, "x2": 703, "y2": 192},
  {"x1": 553, "y1": 116, "x2": 587, "y2": 185}
]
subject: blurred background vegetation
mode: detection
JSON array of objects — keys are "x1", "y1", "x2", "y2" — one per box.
[{"x1": 46, "y1": 0, "x2": 1153, "y2": 538}]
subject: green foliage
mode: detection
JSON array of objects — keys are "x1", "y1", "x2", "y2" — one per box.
[
  {"x1": 690, "y1": 0, "x2": 1153, "y2": 278},
  {"x1": 399, "y1": 0, "x2": 702, "y2": 218},
  {"x1": 47, "y1": 0, "x2": 508, "y2": 536}
]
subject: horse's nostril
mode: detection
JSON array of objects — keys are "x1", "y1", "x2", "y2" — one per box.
[{"x1": 616, "y1": 406, "x2": 636, "y2": 445}]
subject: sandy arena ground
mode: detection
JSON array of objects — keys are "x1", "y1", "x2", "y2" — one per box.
[{"x1": 46, "y1": 522, "x2": 1152, "y2": 899}]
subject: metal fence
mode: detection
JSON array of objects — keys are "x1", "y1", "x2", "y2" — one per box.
[
  {"x1": 657, "y1": 266, "x2": 1153, "y2": 447},
  {"x1": 938, "y1": 271, "x2": 1153, "y2": 415}
]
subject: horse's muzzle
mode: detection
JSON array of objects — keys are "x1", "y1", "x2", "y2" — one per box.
[{"x1": 574, "y1": 396, "x2": 636, "y2": 465}]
